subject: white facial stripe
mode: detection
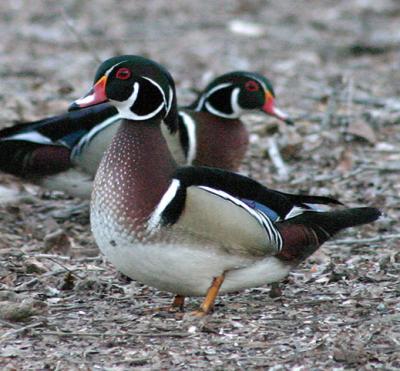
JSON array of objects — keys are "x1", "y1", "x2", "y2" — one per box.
[
  {"x1": 142, "y1": 76, "x2": 167, "y2": 109},
  {"x1": 147, "y1": 179, "x2": 181, "y2": 231},
  {"x1": 204, "y1": 87, "x2": 242, "y2": 119},
  {"x1": 230, "y1": 87, "x2": 242, "y2": 116},
  {"x1": 110, "y1": 81, "x2": 139, "y2": 119},
  {"x1": 112, "y1": 79, "x2": 166, "y2": 121},
  {"x1": 195, "y1": 82, "x2": 233, "y2": 112},
  {"x1": 204, "y1": 101, "x2": 235, "y2": 119},
  {"x1": 95, "y1": 64, "x2": 169, "y2": 121},
  {"x1": 205, "y1": 82, "x2": 233, "y2": 97},
  {"x1": 178, "y1": 112, "x2": 197, "y2": 165},
  {"x1": 166, "y1": 86, "x2": 174, "y2": 115},
  {"x1": 105, "y1": 60, "x2": 128, "y2": 77},
  {"x1": 128, "y1": 103, "x2": 164, "y2": 120}
]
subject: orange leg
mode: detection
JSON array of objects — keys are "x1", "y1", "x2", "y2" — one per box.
[
  {"x1": 192, "y1": 274, "x2": 225, "y2": 317},
  {"x1": 144, "y1": 295, "x2": 185, "y2": 315},
  {"x1": 169, "y1": 294, "x2": 185, "y2": 312}
]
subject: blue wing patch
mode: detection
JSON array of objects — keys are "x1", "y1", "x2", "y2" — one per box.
[{"x1": 241, "y1": 198, "x2": 279, "y2": 221}]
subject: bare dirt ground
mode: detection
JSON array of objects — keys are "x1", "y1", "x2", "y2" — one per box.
[{"x1": 0, "y1": 0, "x2": 399, "y2": 369}]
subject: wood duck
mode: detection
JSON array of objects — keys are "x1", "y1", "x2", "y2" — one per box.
[
  {"x1": 71, "y1": 55, "x2": 380, "y2": 315},
  {"x1": 0, "y1": 71, "x2": 292, "y2": 198},
  {"x1": 0, "y1": 104, "x2": 119, "y2": 198},
  {"x1": 166, "y1": 70, "x2": 293, "y2": 170}
]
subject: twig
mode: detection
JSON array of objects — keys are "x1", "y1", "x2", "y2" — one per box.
[
  {"x1": 0, "y1": 319, "x2": 20, "y2": 329},
  {"x1": 34, "y1": 253, "x2": 71, "y2": 261},
  {"x1": 0, "y1": 322, "x2": 43, "y2": 342},
  {"x1": 364, "y1": 164, "x2": 400, "y2": 172},
  {"x1": 267, "y1": 136, "x2": 289, "y2": 181},
  {"x1": 330, "y1": 234, "x2": 400, "y2": 246},
  {"x1": 14, "y1": 268, "x2": 88, "y2": 292},
  {"x1": 34, "y1": 330, "x2": 190, "y2": 338},
  {"x1": 290, "y1": 298, "x2": 334, "y2": 306},
  {"x1": 43, "y1": 256, "x2": 85, "y2": 280}
]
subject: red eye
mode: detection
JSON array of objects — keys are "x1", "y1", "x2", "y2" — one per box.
[
  {"x1": 116, "y1": 68, "x2": 131, "y2": 80},
  {"x1": 245, "y1": 81, "x2": 259, "y2": 92}
]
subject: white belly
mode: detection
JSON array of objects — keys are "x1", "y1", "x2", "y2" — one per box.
[{"x1": 91, "y1": 209, "x2": 291, "y2": 296}]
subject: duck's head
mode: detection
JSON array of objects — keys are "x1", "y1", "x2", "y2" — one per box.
[
  {"x1": 193, "y1": 71, "x2": 293, "y2": 125},
  {"x1": 70, "y1": 55, "x2": 178, "y2": 133}
]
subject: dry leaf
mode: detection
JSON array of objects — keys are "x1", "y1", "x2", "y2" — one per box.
[
  {"x1": 43, "y1": 229, "x2": 71, "y2": 254},
  {"x1": 347, "y1": 120, "x2": 377, "y2": 143}
]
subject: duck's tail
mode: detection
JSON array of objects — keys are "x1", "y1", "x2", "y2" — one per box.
[{"x1": 276, "y1": 207, "x2": 381, "y2": 263}]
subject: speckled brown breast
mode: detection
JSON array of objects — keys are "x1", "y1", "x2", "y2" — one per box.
[
  {"x1": 91, "y1": 120, "x2": 176, "y2": 236},
  {"x1": 190, "y1": 111, "x2": 249, "y2": 171}
]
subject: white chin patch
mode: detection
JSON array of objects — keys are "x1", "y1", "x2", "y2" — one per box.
[
  {"x1": 128, "y1": 103, "x2": 164, "y2": 121},
  {"x1": 111, "y1": 80, "x2": 165, "y2": 121},
  {"x1": 178, "y1": 112, "x2": 197, "y2": 165}
]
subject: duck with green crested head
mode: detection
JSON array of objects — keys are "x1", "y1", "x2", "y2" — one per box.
[
  {"x1": 71, "y1": 54, "x2": 380, "y2": 316},
  {"x1": 175, "y1": 70, "x2": 293, "y2": 170},
  {"x1": 0, "y1": 68, "x2": 292, "y2": 198}
]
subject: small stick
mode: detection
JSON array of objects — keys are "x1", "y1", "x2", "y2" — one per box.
[
  {"x1": 267, "y1": 136, "x2": 289, "y2": 181},
  {"x1": 0, "y1": 319, "x2": 20, "y2": 329},
  {"x1": 34, "y1": 253, "x2": 71, "y2": 261},
  {"x1": 290, "y1": 298, "x2": 334, "y2": 306},
  {"x1": 14, "y1": 265, "x2": 108, "y2": 292},
  {"x1": 42, "y1": 256, "x2": 86, "y2": 280},
  {"x1": 364, "y1": 164, "x2": 400, "y2": 172},
  {"x1": 306, "y1": 94, "x2": 397, "y2": 109},
  {"x1": 329, "y1": 234, "x2": 400, "y2": 245},
  {"x1": 35, "y1": 330, "x2": 190, "y2": 338},
  {"x1": 0, "y1": 322, "x2": 43, "y2": 342}
]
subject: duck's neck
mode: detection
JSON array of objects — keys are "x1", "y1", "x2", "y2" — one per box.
[{"x1": 92, "y1": 119, "x2": 176, "y2": 230}]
